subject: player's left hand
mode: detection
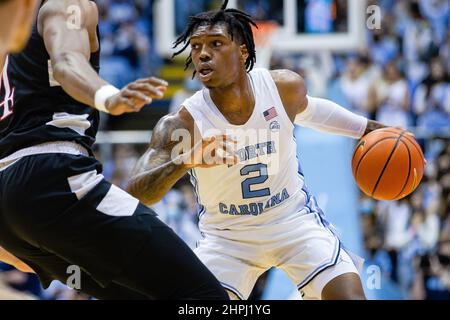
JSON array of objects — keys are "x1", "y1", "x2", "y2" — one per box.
[{"x1": 105, "y1": 77, "x2": 168, "y2": 115}]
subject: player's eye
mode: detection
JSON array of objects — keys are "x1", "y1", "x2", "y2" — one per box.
[
  {"x1": 191, "y1": 43, "x2": 200, "y2": 50},
  {"x1": 213, "y1": 41, "x2": 223, "y2": 47}
]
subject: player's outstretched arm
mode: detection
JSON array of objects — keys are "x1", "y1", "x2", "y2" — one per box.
[
  {"x1": 126, "y1": 109, "x2": 195, "y2": 205},
  {"x1": 0, "y1": 246, "x2": 34, "y2": 273},
  {"x1": 272, "y1": 69, "x2": 386, "y2": 139},
  {"x1": 39, "y1": 0, "x2": 167, "y2": 115},
  {"x1": 127, "y1": 107, "x2": 238, "y2": 205}
]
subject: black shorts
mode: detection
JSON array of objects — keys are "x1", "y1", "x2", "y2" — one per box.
[{"x1": 0, "y1": 153, "x2": 227, "y2": 300}]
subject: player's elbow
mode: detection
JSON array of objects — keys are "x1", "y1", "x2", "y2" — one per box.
[
  {"x1": 51, "y1": 53, "x2": 71, "y2": 83},
  {"x1": 51, "y1": 52, "x2": 83, "y2": 84}
]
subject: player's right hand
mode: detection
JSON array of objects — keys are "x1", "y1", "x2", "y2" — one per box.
[
  {"x1": 184, "y1": 135, "x2": 239, "y2": 169},
  {"x1": 105, "y1": 77, "x2": 168, "y2": 116}
]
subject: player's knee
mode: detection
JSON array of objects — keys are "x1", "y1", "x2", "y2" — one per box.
[
  {"x1": 321, "y1": 273, "x2": 366, "y2": 300},
  {"x1": 322, "y1": 287, "x2": 366, "y2": 300},
  {"x1": 335, "y1": 290, "x2": 366, "y2": 300}
]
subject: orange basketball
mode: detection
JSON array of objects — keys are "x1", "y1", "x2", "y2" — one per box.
[{"x1": 352, "y1": 128, "x2": 425, "y2": 201}]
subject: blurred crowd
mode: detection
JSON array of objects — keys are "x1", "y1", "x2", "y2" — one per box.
[
  {"x1": 361, "y1": 138, "x2": 450, "y2": 300},
  {"x1": 96, "y1": 0, "x2": 161, "y2": 88},
  {"x1": 1, "y1": 0, "x2": 449, "y2": 300},
  {"x1": 268, "y1": 0, "x2": 449, "y2": 299},
  {"x1": 354, "y1": 0, "x2": 449, "y2": 300},
  {"x1": 271, "y1": 1, "x2": 449, "y2": 134}
]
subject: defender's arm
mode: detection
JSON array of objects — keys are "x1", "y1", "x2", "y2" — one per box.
[
  {"x1": 39, "y1": 0, "x2": 106, "y2": 107},
  {"x1": 39, "y1": 0, "x2": 167, "y2": 115}
]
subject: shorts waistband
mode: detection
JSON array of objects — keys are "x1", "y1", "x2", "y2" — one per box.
[{"x1": 0, "y1": 141, "x2": 90, "y2": 170}]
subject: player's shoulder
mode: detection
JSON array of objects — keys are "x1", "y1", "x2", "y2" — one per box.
[
  {"x1": 269, "y1": 69, "x2": 306, "y2": 92},
  {"x1": 153, "y1": 107, "x2": 195, "y2": 141},
  {"x1": 269, "y1": 69, "x2": 308, "y2": 120},
  {"x1": 38, "y1": 0, "x2": 98, "y2": 31}
]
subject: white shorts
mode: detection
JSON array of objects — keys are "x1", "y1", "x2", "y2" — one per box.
[{"x1": 195, "y1": 210, "x2": 361, "y2": 300}]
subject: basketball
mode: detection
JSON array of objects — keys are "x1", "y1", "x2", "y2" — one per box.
[{"x1": 352, "y1": 128, "x2": 425, "y2": 201}]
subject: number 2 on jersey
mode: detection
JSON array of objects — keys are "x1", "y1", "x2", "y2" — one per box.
[{"x1": 241, "y1": 163, "x2": 271, "y2": 199}]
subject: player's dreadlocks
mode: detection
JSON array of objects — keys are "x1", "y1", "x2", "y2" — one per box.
[{"x1": 172, "y1": 0, "x2": 258, "y2": 77}]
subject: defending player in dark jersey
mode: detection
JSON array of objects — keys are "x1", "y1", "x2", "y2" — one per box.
[
  {"x1": 0, "y1": 0, "x2": 40, "y2": 274},
  {"x1": 0, "y1": 0, "x2": 228, "y2": 300}
]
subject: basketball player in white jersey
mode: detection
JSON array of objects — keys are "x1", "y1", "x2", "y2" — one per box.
[
  {"x1": 0, "y1": 0, "x2": 39, "y2": 273},
  {"x1": 127, "y1": 1, "x2": 387, "y2": 300}
]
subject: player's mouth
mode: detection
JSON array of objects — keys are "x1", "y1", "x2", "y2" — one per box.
[{"x1": 198, "y1": 66, "x2": 214, "y2": 81}]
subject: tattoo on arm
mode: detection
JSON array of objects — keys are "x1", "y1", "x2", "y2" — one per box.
[{"x1": 126, "y1": 115, "x2": 191, "y2": 205}]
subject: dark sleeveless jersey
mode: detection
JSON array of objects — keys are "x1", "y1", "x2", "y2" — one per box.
[{"x1": 0, "y1": 15, "x2": 101, "y2": 159}]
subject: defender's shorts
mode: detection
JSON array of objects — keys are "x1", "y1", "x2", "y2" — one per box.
[{"x1": 0, "y1": 149, "x2": 228, "y2": 300}]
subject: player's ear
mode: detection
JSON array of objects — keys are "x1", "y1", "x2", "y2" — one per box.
[{"x1": 240, "y1": 44, "x2": 249, "y2": 64}]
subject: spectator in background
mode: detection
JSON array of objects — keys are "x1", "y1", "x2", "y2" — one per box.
[
  {"x1": 98, "y1": 0, "x2": 155, "y2": 92},
  {"x1": 109, "y1": 0, "x2": 138, "y2": 25},
  {"x1": 410, "y1": 206, "x2": 441, "y2": 254},
  {"x1": 414, "y1": 58, "x2": 450, "y2": 133},
  {"x1": 403, "y1": 1, "x2": 434, "y2": 63},
  {"x1": 411, "y1": 240, "x2": 450, "y2": 300},
  {"x1": 403, "y1": 1, "x2": 434, "y2": 89},
  {"x1": 378, "y1": 199, "x2": 413, "y2": 284},
  {"x1": 340, "y1": 54, "x2": 379, "y2": 118},
  {"x1": 368, "y1": 21, "x2": 400, "y2": 67},
  {"x1": 441, "y1": 209, "x2": 450, "y2": 242},
  {"x1": 369, "y1": 60, "x2": 411, "y2": 128},
  {"x1": 419, "y1": 0, "x2": 449, "y2": 45},
  {"x1": 114, "y1": 21, "x2": 146, "y2": 74},
  {"x1": 440, "y1": 35, "x2": 450, "y2": 72}
]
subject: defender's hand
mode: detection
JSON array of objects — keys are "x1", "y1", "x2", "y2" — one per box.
[{"x1": 105, "y1": 77, "x2": 168, "y2": 116}]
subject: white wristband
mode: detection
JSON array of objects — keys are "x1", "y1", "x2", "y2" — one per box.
[{"x1": 95, "y1": 85, "x2": 120, "y2": 113}]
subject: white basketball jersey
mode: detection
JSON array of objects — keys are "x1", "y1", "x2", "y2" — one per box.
[{"x1": 183, "y1": 68, "x2": 313, "y2": 236}]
